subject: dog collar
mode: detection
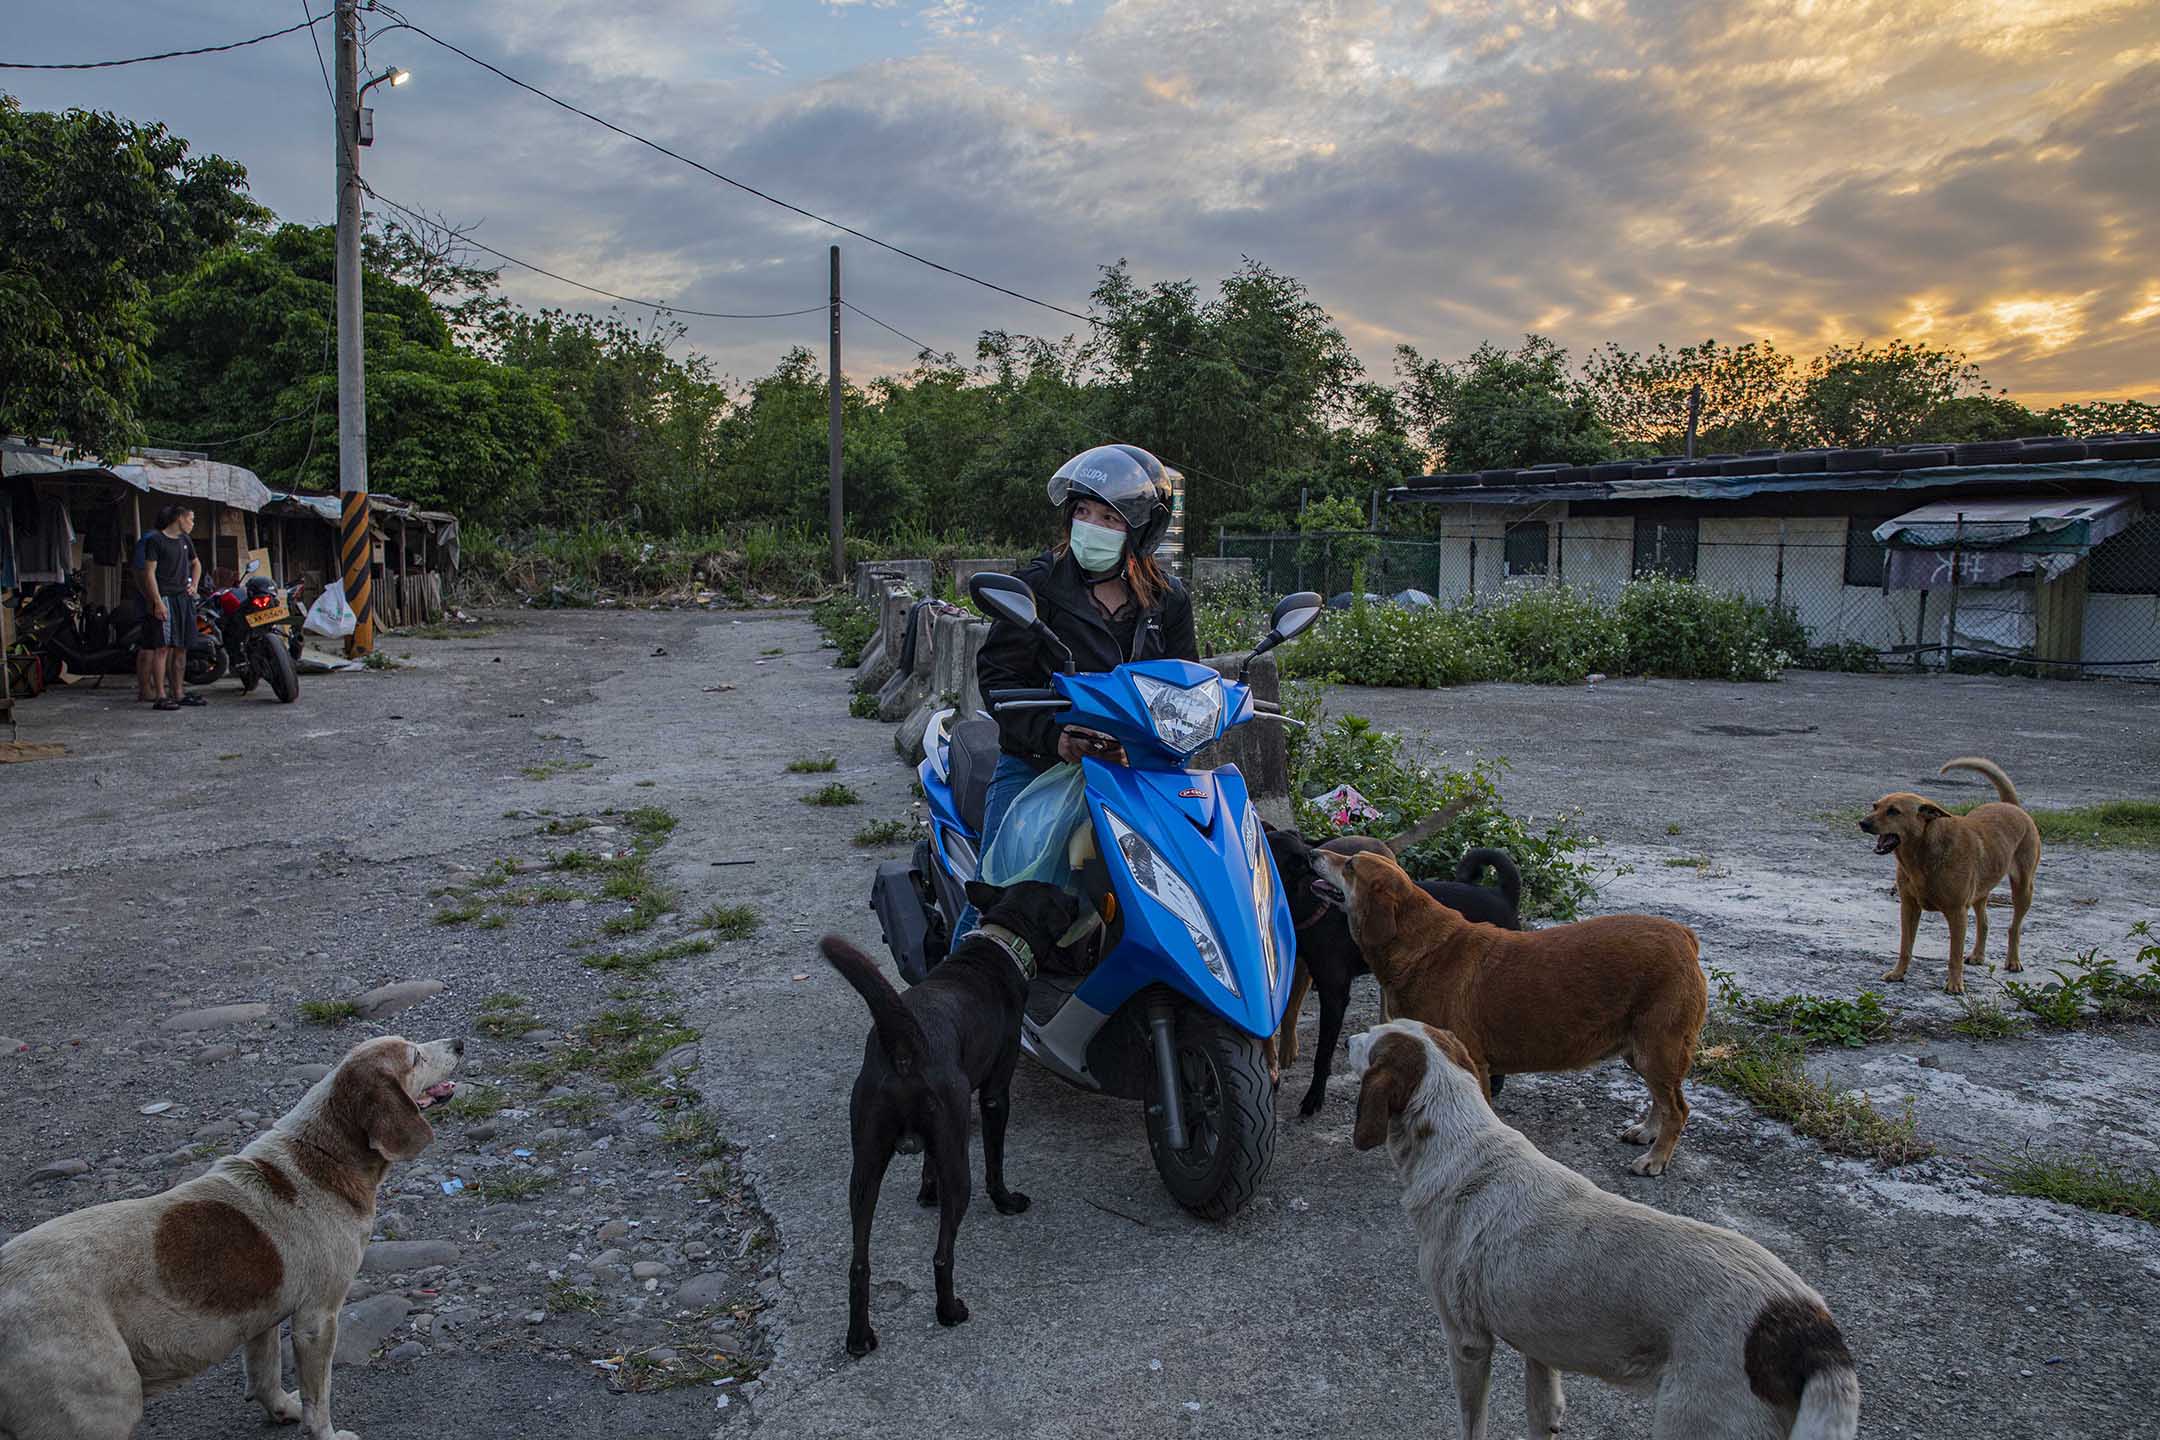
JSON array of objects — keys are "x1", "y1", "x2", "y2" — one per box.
[{"x1": 974, "y1": 923, "x2": 1037, "y2": 980}]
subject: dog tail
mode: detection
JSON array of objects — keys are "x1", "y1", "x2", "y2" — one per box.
[
  {"x1": 1747, "y1": 1297, "x2": 1859, "y2": 1440},
  {"x1": 1940, "y1": 756, "x2": 2019, "y2": 807},
  {"x1": 1792, "y1": 1364, "x2": 1862, "y2": 1440},
  {"x1": 1384, "y1": 795, "x2": 1474, "y2": 857},
  {"x1": 819, "y1": 935, "x2": 927, "y2": 1076},
  {"x1": 1452, "y1": 848, "x2": 1521, "y2": 913}
]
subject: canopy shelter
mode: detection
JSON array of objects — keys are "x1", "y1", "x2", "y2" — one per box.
[{"x1": 1871, "y1": 494, "x2": 2139, "y2": 590}]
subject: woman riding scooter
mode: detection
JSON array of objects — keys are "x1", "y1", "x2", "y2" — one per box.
[{"x1": 954, "y1": 444, "x2": 1198, "y2": 939}]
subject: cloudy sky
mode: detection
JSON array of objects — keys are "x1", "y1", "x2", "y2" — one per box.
[{"x1": 8, "y1": 0, "x2": 2157, "y2": 404}]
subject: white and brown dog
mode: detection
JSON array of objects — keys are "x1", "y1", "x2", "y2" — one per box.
[
  {"x1": 0, "y1": 1034, "x2": 461, "y2": 1440},
  {"x1": 1350, "y1": 1020, "x2": 1859, "y2": 1440}
]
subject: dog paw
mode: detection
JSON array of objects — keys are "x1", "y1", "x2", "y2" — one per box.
[
  {"x1": 992, "y1": 1189, "x2": 1030, "y2": 1214},
  {"x1": 1880, "y1": 970, "x2": 1907, "y2": 984},
  {"x1": 915, "y1": 1181, "x2": 938, "y2": 1209},
  {"x1": 1628, "y1": 1153, "x2": 1669, "y2": 1178},
  {"x1": 1297, "y1": 1090, "x2": 1326, "y2": 1120},
  {"x1": 262, "y1": 1390, "x2": 303, "y2": 1424},
  {"x1": 845, "y1": 1325, "x2": 879, "y2": 1357},
  {"x1": 937, "y1": 1297, "x2": 970, "y2": 1327},
  {"x1": 1619, "y1": 1124, "x2": 1654, "y2": 1146},
  {"x1": 2006, "y1": 958, "x2": 2023, "y2": 972},
  {"x1": 1944, "y1": 978, "x2": 1966, "y2": 995}
]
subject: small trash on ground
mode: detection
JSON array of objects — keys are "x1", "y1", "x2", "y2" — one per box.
[
  {"x1": 440, "y1": 1177, "x2": 465, "y2": 1196},
  {"x1": 1313, "y1": 783, "x2": 1381, "y2": 827}
]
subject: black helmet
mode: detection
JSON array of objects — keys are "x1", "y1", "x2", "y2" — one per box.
[{"x1": 1047, "y1": 444, "x2": 1179, "y2": 558}]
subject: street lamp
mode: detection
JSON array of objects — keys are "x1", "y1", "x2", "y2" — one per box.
[{"x1": 355, "y1": 68, "x2": 408, "y2": 147}]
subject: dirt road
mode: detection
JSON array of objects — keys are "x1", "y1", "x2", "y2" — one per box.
[{"x1": 3, "y1": 613, "x2": 2156, "y2": 1438}]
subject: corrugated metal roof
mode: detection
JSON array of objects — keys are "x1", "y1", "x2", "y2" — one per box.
[
  {"x1": 2, "y1": 441, "x2": 271, "y2": 512},
  {"x1": 1391, "y1": 435, "x2": 2160, "y2": 507}
]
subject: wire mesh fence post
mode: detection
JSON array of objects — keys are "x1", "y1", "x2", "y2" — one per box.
[
  {"x1": 1945, "y1": 512, "x2": 1964, "y2": 671},
  {"x1": 1467, "y1": 536, "x2": 1478, "y2": 604},
  {"x1": 1773, "y1": 521, "x2": 1787, "y2": 611}
]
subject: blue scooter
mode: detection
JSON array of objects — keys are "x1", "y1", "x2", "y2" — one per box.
[{"x1": 868, "y1": 574, "x2": 1325, "y2": 1219}]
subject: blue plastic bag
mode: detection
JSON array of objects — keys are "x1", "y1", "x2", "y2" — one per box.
[{"x1": 979, "y1": 762, "x2": 1087, "y2": 889}]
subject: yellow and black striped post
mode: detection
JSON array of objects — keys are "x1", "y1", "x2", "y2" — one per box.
[{"x1": 339, "y1": 488, "x2": 374, "y2": 656}]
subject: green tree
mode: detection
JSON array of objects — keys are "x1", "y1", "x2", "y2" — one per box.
[
  {"x1": 1792, "y1": 339, "x2": 1990, "y2": 448},
  {"x1": 1089, "y1": 259, "x2": 1365, "y2": 543},
  {"x1": 1396, "y1": 334, "x2": 1612, "y2": 472},
  {"x1": 0, "y1": 94, "x2": 265, "y2": 457},
  {"x1": 2043, "y1": 398, "x2": 2160, "y2": 435},
  {"x1": 142, "y1": 225, "x2": 562, "y2": 520},
  {"x1": 1583, "y1": 338, "x2": 1797, "y2": 455}
]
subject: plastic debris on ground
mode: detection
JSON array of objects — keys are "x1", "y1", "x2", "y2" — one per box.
[
  {"x1": 439, "y1": 1177, "x2": 464, "y2": 1196},
  {"x1": 1312, "y1": 782, "x2": 1382, "y2": 828}
]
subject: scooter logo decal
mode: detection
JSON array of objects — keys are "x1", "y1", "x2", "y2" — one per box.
[{"x1": 1179, "y1": 787, "x2": 1205, "y2": 798}]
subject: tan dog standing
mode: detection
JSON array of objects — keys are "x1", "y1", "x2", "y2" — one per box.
[
  {"x1": 0, "y1": 1034, "x2": 462, "y2": 1440},
  {"x1": 1860, "y1": 756, "x2": 2039, "y2": 995},
  {"x1": 1313, "y1": 848, "x2": 1705, "y2": 1175},
  {"x1": 1351, "y1": 1020, "x2": 1860, "y2": 1439}
]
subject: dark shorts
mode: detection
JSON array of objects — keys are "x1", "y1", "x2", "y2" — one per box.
[{"x1": 142, "y1": 592, "x2": 195, "y2": 651}]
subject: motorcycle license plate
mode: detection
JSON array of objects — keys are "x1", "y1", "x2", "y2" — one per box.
[{"x1": 244, "y1": 604, "x2": 289, "y2": 628}]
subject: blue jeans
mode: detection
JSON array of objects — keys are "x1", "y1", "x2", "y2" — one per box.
[{"x1": 952, "y1": 753, "x2": 1049, "y2": 941}]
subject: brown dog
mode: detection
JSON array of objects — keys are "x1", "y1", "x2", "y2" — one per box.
[
  {"x1": 1860, "y1": 756, "x2": 2039, "y2": 995},
  {"x1": 1312, "y1": 848, "x2": 1706, "y2": 1176}
]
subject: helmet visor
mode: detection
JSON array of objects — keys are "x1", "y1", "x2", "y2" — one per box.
[{"x1": 1048, "y1": 445, "x2": 1171, "y2": 532}]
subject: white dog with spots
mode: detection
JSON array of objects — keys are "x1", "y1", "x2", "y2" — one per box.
[
  {"x1": 1349, "y1": 1019, "x2": 1859, "y2": 1440},
  {"x1": 0, "y1": 1035, "x2": 461, "y2": 1440}
]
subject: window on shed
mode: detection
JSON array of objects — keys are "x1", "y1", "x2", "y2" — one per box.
[
  {"x1": 1503, "y1": 521, "x2": 1549, "y2": 577},
  {"x1": 2089, "y1": 513, "x2": 2160, "y2": 596},
  {"x1": 1843, "y1": 516, "x2": 1888, "y2": 588},
  {"x1": 1632, "y1": 515, "x2": 1699, "y2": 579}
]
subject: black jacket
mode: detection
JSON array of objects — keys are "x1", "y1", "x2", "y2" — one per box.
[{"x1": 977, "y1": 549, "x2": 1198, "y2": 761}]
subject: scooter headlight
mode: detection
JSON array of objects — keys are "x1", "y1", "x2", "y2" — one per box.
[
  {"x1": 1131, "y1": 673, "x2": 1224, "y2": 757},
  {"x1": 1244, "y1": 801, "x2": 1280, "y2": 998},
  {"x1": 1102, "y1": 808, "x2": 1237, "y2": 997}
]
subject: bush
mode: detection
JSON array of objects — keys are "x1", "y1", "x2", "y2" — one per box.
[
  {"x1": 1281, "y1": 575, "x2": 1795, "y2": 687},
  {"x1": 1193, "y1": 569, "x2": 1267, "y2": 658},
  {"x1": 811, "y1": 594, "x2": 877, "y2": 666},
  {"x1": 1290, "y1": 712, "x2": 1607, "y2": 919}
]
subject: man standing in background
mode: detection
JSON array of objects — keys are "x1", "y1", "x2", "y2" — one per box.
[{"x1": 135, "y1": 504, "x2": 202, "y2": 711}]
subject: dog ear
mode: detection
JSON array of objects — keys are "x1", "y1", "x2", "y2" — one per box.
[
  {"x1": 1916, "y1": 802, "x2": 1948, "y2": 821},
  {"x1": 963, "y1": 879, "x2": 1006, "y2": 912},
  {"x1": 1353, "y1": 1034, "x2": 1424, "y2": 1151},
  {"x1": 349, "y1": 1056, "x2": 433, "y2": 1162},
  {"x1": 1345, "y1": 857, "x2": 1396, "y2": 949}
]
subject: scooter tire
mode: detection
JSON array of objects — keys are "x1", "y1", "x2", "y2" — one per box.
[{"x1": 1144, "y1": 1007, "x2": 1277, "y2": 1221}]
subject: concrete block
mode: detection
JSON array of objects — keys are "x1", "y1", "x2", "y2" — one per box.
[
  {"x1": 855, "y1": 559, "x2": 932, "y2": 603},
  {"x1": 896, "y1": 696, "x2": 944, "y2": 764},
  {"x1": 1190, "y1": 556, "x2": 1256, "y2": 593},
  {"x1": 879, "y1": 584, "x2": 916, "y2": 663},
  {"x1": 956, "y1": 620, "x2": 990, "y2": 718},
  {"x1": 950, "y1": 558, "x2": 1021, "y2": 601},
  {"x1": 853, "y1": 641, "x2": 897, "y2": 695}
]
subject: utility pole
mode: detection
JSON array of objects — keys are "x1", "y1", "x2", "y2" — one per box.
[
  {"x1": 1683, "y1": 382, "x2": 1703, "y2": 461},
  {"x1": 827, "y1": 245, "x2": 844, "y2": 584},
  {"x1": 334, "y1": 0, "x2": 373, "y2": 655}
]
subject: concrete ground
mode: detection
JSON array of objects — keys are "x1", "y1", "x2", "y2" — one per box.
[{"x1": 3, "y1": 617, "x2": 2157, "y2": 1439}]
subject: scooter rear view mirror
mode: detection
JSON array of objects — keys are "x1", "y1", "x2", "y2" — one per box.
[{"x1": 967, "y1": 572, "x2": 1038, "y2": 629}]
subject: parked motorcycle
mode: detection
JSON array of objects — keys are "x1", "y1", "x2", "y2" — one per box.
[
  {"x1": 11, "y1": 579, "x2": 224, "y2": 688},
  {"x1": 201, "y1": 559, "x2": 303, "y2": 702},
  {"x1": 869, "y1": 573, "x2": 1325, "y2": 1219}
]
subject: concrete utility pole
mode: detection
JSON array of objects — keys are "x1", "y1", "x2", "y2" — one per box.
[
  {"x1": 334, "y1": 0, "x2": 374, "y2": 655},
  {"x1": 828, "y1": 245, "x2": 845, "y2": 584}
]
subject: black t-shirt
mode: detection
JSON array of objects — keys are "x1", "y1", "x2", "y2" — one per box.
[{"x1": 137, "y1": 530, "x2": 196, "y2": 596}]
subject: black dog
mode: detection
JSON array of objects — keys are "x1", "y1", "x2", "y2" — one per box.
[
  {"x1": 1265, "y1": 826, "x2": 1524, "y2": 1117},
  {"x1": 820, "y1": 879, "x2": 1092, "y2": 1358}
]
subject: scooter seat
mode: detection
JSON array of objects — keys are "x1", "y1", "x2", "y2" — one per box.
[{"x1": 948, "y1": 719, "x2": 1003, "y2": 835}]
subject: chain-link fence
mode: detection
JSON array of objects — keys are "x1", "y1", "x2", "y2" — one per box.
[{"x1": 1214, "y1": 517, "x2": 2160, "y2": 681}]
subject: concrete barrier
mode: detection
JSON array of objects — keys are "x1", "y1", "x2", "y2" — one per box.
[
  {"x1": 950, "y1": 557, "x2": 1020, "y2": 601},
  {"x1": 853, "y1": 558, "x2": 933, "y2": 605}
]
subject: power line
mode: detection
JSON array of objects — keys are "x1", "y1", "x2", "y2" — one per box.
[
  {"x1": 300, "y1": 0, "x2": 334, "y2": 103},
  {"x1": 363, "y1": 182, "x2": 825, "y2": 320},
  {"x1": 377, "y1": 12, "x2": 1098, "y2": 327},
  {"x1": 0, "y1": 16, "x2": 327, "y2": 70}
]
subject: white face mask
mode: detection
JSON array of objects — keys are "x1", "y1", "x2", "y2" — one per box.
[{"x1": 1069, "y1": 518, "x2": 1128, "y2": 574}]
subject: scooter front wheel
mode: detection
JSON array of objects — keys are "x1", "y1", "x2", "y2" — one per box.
[{"x1": 1144, "y1": 1007, "x2": 1276, "y2": 1221}]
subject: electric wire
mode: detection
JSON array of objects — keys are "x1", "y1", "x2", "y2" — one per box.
[
  {"x1": 363, "y1": 182, "x2": 825, "y2": 320},
  {"x1": 0, "y1": 16, "x2": 328, "y2": 70},
  {"x1": 301, "y1": 0, "x2": 335, "y2": 103}
]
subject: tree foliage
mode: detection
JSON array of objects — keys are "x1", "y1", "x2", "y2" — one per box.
[
  {"x1": 1396, "y1": 335, "x2": 1612, "y2": 472},
  {"x1": 0, "y1": 93, "x2": 265, "y2": 457}
]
